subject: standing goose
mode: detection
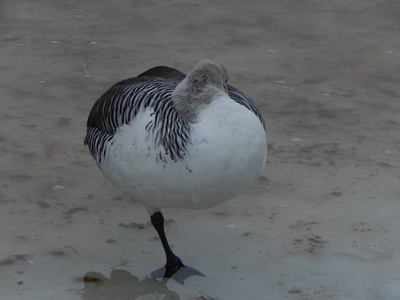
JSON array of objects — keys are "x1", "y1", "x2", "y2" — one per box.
[{"x1": 84, "y1": 60, "x2": 267, "y2": 279}]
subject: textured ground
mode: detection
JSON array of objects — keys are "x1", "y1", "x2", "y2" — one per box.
[{"x1": 1, "y1": 0, "x2": 399, "y2": 299}]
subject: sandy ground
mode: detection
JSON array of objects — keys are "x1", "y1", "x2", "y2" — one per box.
[{"x1": 1, "y1": 0, "x2": 400, "y2": 299}]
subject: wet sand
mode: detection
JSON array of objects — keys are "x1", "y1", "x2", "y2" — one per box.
[{"x1": 1, "y1": 0, "x2": 400, "y2": 299}]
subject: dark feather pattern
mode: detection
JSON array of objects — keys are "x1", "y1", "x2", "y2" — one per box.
[{"x1": 84, "y1": 66, "x2": 265, "y2": 164}]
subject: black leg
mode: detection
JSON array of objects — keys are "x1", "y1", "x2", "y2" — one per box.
[
  {"x1": 150, "y1": 211, "x2": 184, "y2": 272},
  {"x1": 149, "y1": 211, "x2": 205, "y2": 283}
]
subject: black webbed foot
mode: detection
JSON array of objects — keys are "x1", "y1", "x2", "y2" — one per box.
[{"x1": 151, "y1": 264, "x2": 204, "y2": 284}]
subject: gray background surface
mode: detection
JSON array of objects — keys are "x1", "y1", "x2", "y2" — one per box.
[{"x1": 1, "y1": 1, "x2": 399, "y2": 299}]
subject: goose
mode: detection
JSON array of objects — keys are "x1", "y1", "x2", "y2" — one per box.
[{"x1": 84, "y1": 60, "x2": 267, "y2": 279}]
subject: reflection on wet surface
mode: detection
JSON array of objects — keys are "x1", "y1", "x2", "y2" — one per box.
[{"x1": 82, "y1": 270, "x2": 180, "y2": 300}]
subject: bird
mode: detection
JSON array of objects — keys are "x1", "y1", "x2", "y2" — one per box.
[{"x1": 84, "y1": 59, "x2": 267, "y2": 280}]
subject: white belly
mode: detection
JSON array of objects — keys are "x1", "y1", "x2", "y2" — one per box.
[{"x1": 99, "y1": 95, "x2": 267, "y2": 213}]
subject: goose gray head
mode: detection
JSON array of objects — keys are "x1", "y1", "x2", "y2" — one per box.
[{"x1": 172, "y1": 60, "x2": 229, "y2": 122}]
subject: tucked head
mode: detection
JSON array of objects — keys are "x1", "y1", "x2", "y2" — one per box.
[
  {"x1": 186, "y1": 59, "x2": 229, "y2": 93},
  {"x1": 172, "y1": 60, "x2": 230, "y2": 122}
]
